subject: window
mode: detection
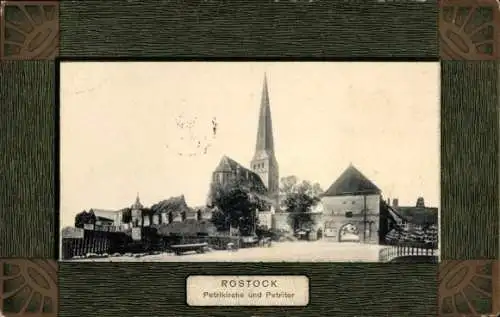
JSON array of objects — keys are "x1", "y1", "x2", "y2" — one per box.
[
  {"x1": 345, "y1": 211, "x2": 353, "y2": 218},
  {"x1": 352, "y1": 201, "x2": 355, "y2": 204},
  {"x1": 342, "y1": 201, "x2": 346, "y2": 204}
]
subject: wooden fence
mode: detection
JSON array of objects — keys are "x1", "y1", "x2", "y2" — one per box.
[
  {"x1": 62, "y1": 230, "x2": 123, "y2": 259},
  {"x1": 62, "y1": 226, "x2": 256, "y2": 259},
  {"x1": 62, "y1": 227, "x2": 153, "y2": 259}
]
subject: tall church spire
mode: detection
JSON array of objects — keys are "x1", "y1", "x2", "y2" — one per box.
[
  {"x1": 251, "y1": 74, "x2": 279, "y2": 201},
  {"x1": 254, "y1": 73, "x2": 275, "y2": 155}
]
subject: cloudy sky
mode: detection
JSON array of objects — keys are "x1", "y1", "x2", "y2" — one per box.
[{"x1": 60, "y1": 61, "x2": 440, "y2": 228}]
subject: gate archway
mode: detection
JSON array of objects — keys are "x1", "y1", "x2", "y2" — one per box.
[{"x1": 338, "y1": 223, "x2": 361, "y2": 242}]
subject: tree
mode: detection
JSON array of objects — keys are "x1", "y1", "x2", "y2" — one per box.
[
  {"x1": 208, "y1": 179, "x2": 261, "y2": 235},
  {"x1": 74, "y1": 210, "x2": 86, "y2": 228},
  {"x1": 283, "y1": 192, "x2": 320, "y2": 231},
  {"x1": 121, "y1": 208, "x2": 132, "y2": 223},
  {"x1": 74, "y1": 210, "x2": 97, "y2": 228},
  {"x1": 279, "y1": 176, "x2": 323, "y2": 198},
  {"x1": 280, "y1": 175, "x2": 299, "y2": 195},
  {"x1": 279, "y1": 176, "x2": 323, "y2": 232}
]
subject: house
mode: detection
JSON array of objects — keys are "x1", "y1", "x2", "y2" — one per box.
[{"x1": 319, "y1": 164, "x2": 382, "y2": 244}]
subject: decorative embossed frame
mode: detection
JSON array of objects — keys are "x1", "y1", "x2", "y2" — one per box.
[
  {"x1": 1, "y1": 0, "x2": 500, "y2": 316},
  {"x1": 0, "y1": 260, "x2": 58, "y2": 317},
  {"x1": 440, "y1": 0, "x2": 500, "y2": 60},
  {"x1": 0, "y1": 1, "x2": 59, "y2": 60},
  {"x1": 439, "y1": 261, "x2": 500, "y2": 316},
  {"x1": 494, "y1": 261, "x2": 499, "y2": 313}
]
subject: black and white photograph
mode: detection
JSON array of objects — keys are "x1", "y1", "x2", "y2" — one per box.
[{"x1": 59, "y1": 61, "x2": 440, "y2": 262}]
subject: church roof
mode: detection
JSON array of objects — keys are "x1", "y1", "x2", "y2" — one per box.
[
  {"x1": 211, "y1": 155, "x2": 269, "y2": 197},
  {"x1": 253, "y1": 74, "x2": 276, "y2": 159},
  {"x1": 214, "y1": 155, "x2": 240, "y2": 173},
  {"x1": 323, "y1": 164, "x2": 381, "y2": 197},
  {"x1": 214, "y1": 156, "x2": 260, "y2": 181}
]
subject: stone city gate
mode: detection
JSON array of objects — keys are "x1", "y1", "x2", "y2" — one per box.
[{"x1": 322, "y1": 216, "x2": 378, "y2": 244}]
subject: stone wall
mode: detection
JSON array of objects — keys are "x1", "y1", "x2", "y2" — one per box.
[
  {"x1": 316, "y1": 214, "x2": 379, "y2": 244},
  {"x1": 321, "y1": 194, "x2": 380, "y2": 216},
  {"x1": 258, "y1": 211, "x2": 273, "y2": 229},
  {"x1": 274, "y1": 212, "x2": 292, "y2": 232},
  {"x1": 268, "y1": 194, "x2": 382, "y2": 244},
  {"x1": 318, "y1": 194, "x2": 380, "y2": 244}
]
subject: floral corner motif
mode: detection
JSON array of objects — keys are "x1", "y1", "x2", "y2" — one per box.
[
  {"x1": 0, "y1": 1, "x2": 59, "y2": 61},
  {"x1": 439, "y1": 0, "x2": 500, "y2": 60},
  {"x1": 0, "y1": 259, "x2": 58, "y2": 316},
  {"x1": 439, "y1": 260, "x2": 495, "y2": 316}
]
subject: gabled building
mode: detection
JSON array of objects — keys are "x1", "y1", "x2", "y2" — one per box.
[
  {"x1": 208, "y1": 155, "x2": 274, "y2": 209},
  {"x1": 321, "y1": 164, "x2": 382, "y2": 216},
  {"x1": 318, "y1": 164, "x2": 382, "y2": 244},
  {"x1": 389, "y1": 197, "x2": 438, "y2": 226},
  {"x1": 150, "y1": 195, "x2": 192, "y2": 224},
  {"x1": 211, "y1": 155, "x2": 268, "y2": 193}
]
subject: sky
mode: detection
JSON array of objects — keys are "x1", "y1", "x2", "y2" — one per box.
[{"x1": 60, "y1": 61, "x2": 440, "y2": 228}]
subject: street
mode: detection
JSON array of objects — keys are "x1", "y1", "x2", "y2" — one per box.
[{"x1": 73, "y1": 241, "x2": 385, "y2": 262}]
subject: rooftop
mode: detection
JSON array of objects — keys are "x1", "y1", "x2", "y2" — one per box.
[{"x1": 322, "y1": 164, "x2": 381, "y2": 197}]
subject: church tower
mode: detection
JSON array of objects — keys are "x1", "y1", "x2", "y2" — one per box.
[{"x1": 250, "y1": 74, "x2": 279, "y2": 202}]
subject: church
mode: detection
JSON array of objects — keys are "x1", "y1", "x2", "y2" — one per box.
[
  {"x1": 208, "y1": 74, "x2": 396, "y2": 244},
  {"x1": 209, "y1": 75, "x2": 280, "y2": 208}
]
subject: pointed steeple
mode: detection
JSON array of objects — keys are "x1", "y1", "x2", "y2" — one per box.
[
  {"x1": 132, "y1": 192, "x2": 143, "y2": 210},
  {"x1": 250, "y1": 74, "x2": 279, "y2": 200},
  {"x1": 254, "y1": 73, "x2": 275, "y2": 156}
]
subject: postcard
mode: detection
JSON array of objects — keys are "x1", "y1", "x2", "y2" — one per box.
[{"x1": 59, "y1": 61, "x2": 440, "y2": 264}]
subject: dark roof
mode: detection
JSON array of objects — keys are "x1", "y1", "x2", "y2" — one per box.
[
  {"x1": 213, "y1": 156, "x2": 268, "y2": 192},
  {"x1": 396, "y1": 206, "x2": 438, "y2": 225},
  {"x1": 95, "y1": 216, "x2": 114, "y2": 223},
  {"x1": 150, "y1": 195, "x2": 192, "y2": 215},
  {"x1": 323, "y1": 165, "x2": 381, "y2": 197},
  {"x1": 214, "y1": 155, "x2": 237, "y2": 173},
  {"x1": 214, "y1": 155, "x2": 254, "y2": 175},
  {"x1": 89, "y1": 209, "x2": 119, "y2": 221}
]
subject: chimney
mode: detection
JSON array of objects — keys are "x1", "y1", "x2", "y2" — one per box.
[{"x1": 392, "y1": 198, "x2": 399, "y2": 208}]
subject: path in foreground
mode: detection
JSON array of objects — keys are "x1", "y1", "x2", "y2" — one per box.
[{"x1": 75, "y1": 241, "x2": 385, "y2": 262}]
